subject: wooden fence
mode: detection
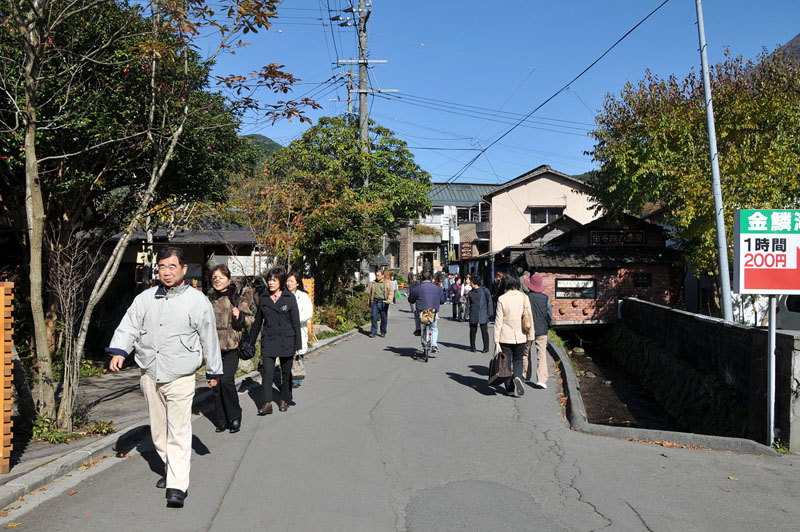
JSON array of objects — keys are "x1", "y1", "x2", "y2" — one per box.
[{"x1": 0, "y1": 283, "x2": 13, "y2": 473}]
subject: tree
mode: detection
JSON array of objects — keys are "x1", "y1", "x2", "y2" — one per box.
[
  {"x1": 262, "y1": 117, "x2": 432, "y2": 299},
  {"x1": 588, "y1": 49, "x2": 800, "y2": 310},
  {"x1": 1, "y1": 0, "x2": 316, "y2": 429}
]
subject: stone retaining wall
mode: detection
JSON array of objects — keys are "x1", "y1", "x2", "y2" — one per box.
[{"x1": 617, "y1": 298, "x2": 800, "y2": 450}]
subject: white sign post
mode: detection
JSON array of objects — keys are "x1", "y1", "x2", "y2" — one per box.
[{"x1": 733, "y1": 209, "x2": 800, "y2": 446}]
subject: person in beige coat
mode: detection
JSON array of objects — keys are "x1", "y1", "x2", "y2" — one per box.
[{"x1": 493, "y1": 275, "x2": 531, "y2": 397}]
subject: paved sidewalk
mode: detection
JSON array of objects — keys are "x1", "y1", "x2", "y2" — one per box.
[{"x1": 0, "y1": 327, "x2": 360, "y2": 508}]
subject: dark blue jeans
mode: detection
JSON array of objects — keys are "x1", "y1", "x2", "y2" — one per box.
[{"x1": 371, "y1": 300, "x2": 388, "y2": 335}]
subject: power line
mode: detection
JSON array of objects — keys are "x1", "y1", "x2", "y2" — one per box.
[{"x1": 445, "y1": 0, "x2": 672, "y2": 185}]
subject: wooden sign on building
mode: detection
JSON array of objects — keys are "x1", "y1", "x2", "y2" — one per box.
[
  {"x1": 0, "y1": 283, "x2": 14, "y2": 473},
  {"x1": 460, "y1": 241, "x2": 473, "y2": 259}
]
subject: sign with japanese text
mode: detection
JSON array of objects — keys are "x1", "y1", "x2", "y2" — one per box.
[{"x1": 734, "y1": 209, "x2": 800, "y2": 294}]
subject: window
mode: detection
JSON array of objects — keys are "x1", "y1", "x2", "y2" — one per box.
[
  {"x1": 555, "y1": 279, "x2": 596, "y2": 299},
  {"x1": 530, "y1": 207, "x2": 564, "y2": 225}
]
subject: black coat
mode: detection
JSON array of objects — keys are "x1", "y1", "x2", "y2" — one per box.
[
  {"x1": 465, "y1": 286, "x2": 493, "y2": 324},
  {"x1": 247, "y1": 291, "x2": 302, "y2": 358}
]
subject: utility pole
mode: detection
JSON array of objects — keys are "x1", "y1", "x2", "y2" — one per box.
[
  {"x1": 347, "y1": 67, "x2": 354, "y2": 117},
  {"x1": 695, "y1": 0, "x2": 733, "y2": 322},
  {"x1": 358, "y1": 0, "x2": 370, "y2": 154}
]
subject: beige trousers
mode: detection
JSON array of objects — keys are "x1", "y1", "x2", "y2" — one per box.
[
  {"x1": 140, "y1": 372, "x2": 195, "y2": 492},
  {"x1": 523, "y1": 335, "x2": 549, "y2": 384}
]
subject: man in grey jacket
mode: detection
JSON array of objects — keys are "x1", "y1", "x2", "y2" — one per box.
[{"x1": 107, "y1": 246, "x2": 223, "y2": 508}]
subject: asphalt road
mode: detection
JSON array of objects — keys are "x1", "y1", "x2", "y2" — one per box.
[{"x1": 5, "y1": 305, "x2": 799, "y2": 531}]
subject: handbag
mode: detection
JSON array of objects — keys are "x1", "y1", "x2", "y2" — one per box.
[
  {"x1": 291, "y1": 356, "x2": 306, "y2": 380},
  {"x1": 419, "y1": 307, "x2": 436, "y2": 324},
  {"x1": 521, "y1": 294, "x2": 533, "y2": 334},
  {"x1": 238, "y1": 342, "x2": 255, "y2": 361},
  {"x1": 488, "y1": 350, "x2": 512, "y2": 386}
]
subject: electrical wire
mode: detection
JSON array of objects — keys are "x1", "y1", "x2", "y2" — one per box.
[{"x1": 445, "y1": 0, "x2": 672, "y2": 185}]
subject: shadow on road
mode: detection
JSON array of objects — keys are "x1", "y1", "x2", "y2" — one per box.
[
  {"x1": 445, "y1": 370, "x2": 498, "y2": 396},
  {"x1": 438, "y1": 341, "x2": 471, "y2": 350},
  {"x1": 383, "y1": 346, "x2": 420, "y2": 359}
]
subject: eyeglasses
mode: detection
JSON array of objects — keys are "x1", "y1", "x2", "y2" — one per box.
[{"x1": 157, "y1": 264, "x2": 181, "y2": 272}]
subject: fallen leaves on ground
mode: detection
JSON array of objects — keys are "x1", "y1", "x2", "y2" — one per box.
[
  {"x1": 67, "y1": 490, "x2": 77, "y2": 496},
  {"x1": 728, "y1": 476, "x2": 738, "y2": 481},
  {"x1": 0, "y1": 510, "x2": 7, "y2": 517},
  {"x1": 629, "y1": 438, "x2": 705, "y2": 450},
  {"x1": 6, "y1": 523, "x2": 21, "y2": 528},
  {"x1": 719, "y1": 487, "x2": 730, "y2": 492}
]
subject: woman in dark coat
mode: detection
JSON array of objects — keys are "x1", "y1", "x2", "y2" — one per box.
[
  {"x1": 246, "y1": 268, "x2": 301, "y2": 414},
  {"x1": 464, "y1": 277, "x2": 493, "y2": 353},
  {"x1": 208, "y1": 265, "x2": 255, "y2": 433}
]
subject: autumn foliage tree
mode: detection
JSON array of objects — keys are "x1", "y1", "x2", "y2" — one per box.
[
  {"x1": 588, "y1": 49, "x2": 800, "y2": 309},
  {"x1": 262, "y1": 117, "x2": 432, "y2": 299},
  {"x1": 1, "y1": 0, "x2": 316, "y2": 429}
]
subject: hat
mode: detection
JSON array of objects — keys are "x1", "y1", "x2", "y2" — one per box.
[
  {"x1": 525, "y1": 273, "x2": 544, "y2": 293},
  {"x1": 522, "y1": 271, "x2": 530, "y2": 277}
]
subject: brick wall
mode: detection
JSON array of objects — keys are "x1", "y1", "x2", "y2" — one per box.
[{"x1": 537, "y1": 264, "x2": 674, "y2": 324}]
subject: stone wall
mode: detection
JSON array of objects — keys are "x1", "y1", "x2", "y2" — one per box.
[{"x1": 618, "y1": 298, "x2": 800, "y2": 450}]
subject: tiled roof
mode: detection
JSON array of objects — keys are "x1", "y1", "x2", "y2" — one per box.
[
  {"x1": 482, "y1": 165, "x2": 586, "y2": 200},
  {"x1": 124, "y1": 226, "x2": 257, "y2": 245},
  {"x1": 428, "y1": 183, "x2": 497, "y2": 207},
  {"x1": 524, "y1": 248, "x2": 682, "y2": 269}
]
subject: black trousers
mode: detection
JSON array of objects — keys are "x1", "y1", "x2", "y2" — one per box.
[
  {"x1": 452, "y1": 299, "x2": 462, "y2": 320},
  {"x1": 261, "y1": 356, "x2": 293, "y2": 404},
  {"x1": 469, "y1": 323, "x2": 489, "y2": 351},
  {"x1": 213, "y1": 349, "x2": 242, "y2": 428},
  {"x1": 500, "y1": 342, "x2": 526, "y2": 391}
]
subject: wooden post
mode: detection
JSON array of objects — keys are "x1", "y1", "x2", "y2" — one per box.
[
  {"x1": 0, "y1": 283, "x2": 14, "y2": 473},
  {"x1": 302, "y1": 278, "x2": 316, "y2": 342}
]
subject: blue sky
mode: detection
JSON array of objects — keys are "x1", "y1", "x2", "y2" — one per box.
[{"x1": 212, "y1": 0, "x2": 800, "y2": 183}]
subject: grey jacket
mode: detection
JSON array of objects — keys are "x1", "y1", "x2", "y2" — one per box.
[{"x1": 107, "y1": 283, "x2": 223, "y2": 382}]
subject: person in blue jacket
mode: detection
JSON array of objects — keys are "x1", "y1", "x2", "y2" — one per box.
[{"x1": 407, "y1": 269, "x2": 446, "y2": 352}]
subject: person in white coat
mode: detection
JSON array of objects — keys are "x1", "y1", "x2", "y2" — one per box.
[{"x1": 287, "y1": 271, "x2": 313, "y2": 387}]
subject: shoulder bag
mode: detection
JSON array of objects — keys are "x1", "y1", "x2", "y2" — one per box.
[{"x1": 521, "y1": 293, "x2": 533, "y2": 333}]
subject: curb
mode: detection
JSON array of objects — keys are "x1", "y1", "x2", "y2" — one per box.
[
  {"x1": 0, "y1": 419, "x2": 149, "y2": 510},
  {"x1": 550, "y1": 340, "x2": 777, "y2": 456},
  {"x1": 0, "y1": 325, "x2": 362, "y2": 510}
]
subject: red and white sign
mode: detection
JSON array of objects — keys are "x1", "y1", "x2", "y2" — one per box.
[{"x1": 734, "y1": 210, "x2": 800, "y2": 294}]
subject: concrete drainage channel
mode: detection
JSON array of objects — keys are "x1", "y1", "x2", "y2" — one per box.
[
  {"x1": 551, "y1": 340, "x2": 776, "y2": 455},
  {"x1": 0, "y1": 326, "x2": 363, "y2": 512}
]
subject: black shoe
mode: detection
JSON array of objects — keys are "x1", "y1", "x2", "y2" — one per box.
[
  {"x1": 470, "y1": 347, "x2": 476, "y2": 352},
  {"x1": 368, "y1": 333, "x2": 376, "y2": 338},
  {"x1": 156, "y1": 476, "x2": 166, "y2": 489},
  {"x1": 481, "y1": 348, "x2": 489, "y2": 353},
  {"x1": 413, "y1": 330, "x2": 421, "y2": 336},
  {"x1": 378, "y1": 332, "x2": 385, "y2": 337},
  {"x1": 215, "y1": 425, "x2": 226, "y2": 433},
  {"x1": 166, "y1": 488, "x2": 186, "y2": 508},
  {"x1": 229, "y1": 419, "x2": 241, "y2": 433}
]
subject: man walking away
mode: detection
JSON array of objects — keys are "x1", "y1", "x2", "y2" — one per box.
[
  {"x1": 465, "y1": 277, "x2": 493, "y2": 352},
  {"x1": 524, "y1": 273, "x2": 552, "y2": 388},
  {"x1": 368, "y1": 269, "x2": 394, "y2": 337},
  {"x1": 408, "y1": 270, "x2": 446, "y2": 352},
  {"x1": 107, "y1": 246, "x2": 222, "y2": 508},
  {"x1": 520, "y1": 271, "x2": 531, "y2": 294}
]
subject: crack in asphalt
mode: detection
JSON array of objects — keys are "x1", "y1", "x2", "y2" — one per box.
[
  {"x1": 625, "y1": 500, "x2": 655, "y2": 532},
  {"x1": 544, "y1": 428, "x2": 613, "y2": 531}
]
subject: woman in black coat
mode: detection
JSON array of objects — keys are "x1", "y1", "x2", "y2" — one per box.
[
  {"x1": 246, "y1": 268, "x2": 302, "y2": 414},
  {"x1": 464, "y1": 277, "x2": 494, "y2": 352}
]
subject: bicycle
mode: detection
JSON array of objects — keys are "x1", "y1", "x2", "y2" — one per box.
[{"x1": 418, "y1": 308, "x2": 436, "y2": 363}]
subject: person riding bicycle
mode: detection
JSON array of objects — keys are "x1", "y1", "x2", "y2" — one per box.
[{"x1": 407, "y1": 269, "x2": 446, "y2": 352}]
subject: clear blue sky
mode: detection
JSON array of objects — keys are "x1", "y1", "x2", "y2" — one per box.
[{"x1": 212, "y1": 0, "x2": 800, "y2": 184}]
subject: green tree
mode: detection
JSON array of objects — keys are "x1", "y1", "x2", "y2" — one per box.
[
  {"x1": 261, "y1": 117, "x2": 432, "y2": 299},
  {"x1": 1, "y1": 0, "x2": 314, "y2": 429},
  {"x1": 589, "y1": 49, "x2": 800, "y2": 309}
]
